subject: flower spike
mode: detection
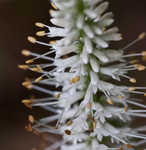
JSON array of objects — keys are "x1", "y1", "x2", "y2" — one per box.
[{"x1": 21, "y1": 0, "x2": 146, "y2": 150}]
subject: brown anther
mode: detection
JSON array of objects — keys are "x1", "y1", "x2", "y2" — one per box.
[
  {"x1": 36, "y1": 31, "x2": 46, "y2": 37},
  {"x1": 21, "y1": 49, "x2": 31, "y2": 56},
  {"x1": 35, "y1": 76, "x2": 43, "y2": 83},
  {"x1": 33, "y1": 130, "x2": 40, "y2": 136},
  {"x1": 49, "y1": 40, "x2": 56, "y2": 44},
  {"x1": 93, "y1": 120, "x2": 96, "y2": 129},
  {"x1": 129, "y1": 78, "x2": 136, "y2": 83},
  {"x1": 27, "y1": 36, "x2": 37, "y2": 44},
  {"x1": 124, "y1": 106, "x2": 128, "y2": 112},
  {"x1": 107, "y1": 98, "x2": 114, "y2": 105},
  {"x1": 18, "y1": 65, "x2": 29, "y2": 70},
  {"x1": 28, "y1": 115, "x2": 35, "y2": 124},
  {"x1": 25, "y1": 124, "x2": 33, "y2": 132},
  {"x1": 22, "y1": 99, "x2": 33, "y2": 109},
  {"x1": 86, "y1": 102, "x2": 92, "y2": 109},
  {"x1": 144, "y1": 93, "x2": 146, "y2": 96},
  {"x1": 130, "y1": 59, "x2": 139, "y2": 64},
  {"x1": 56, "y1": 93, "x2": 61, "y2": 98},
  {"x1": 65, "y1": 130, "x2": 71, "y2": 135},
  {"x1": 25, "y1": 59, "x2": 34, "y2": 64},
  {"x1": 66, "y1": 120, "x2": 72, "y2": 126},
  {"x1": 35, "y1": 22, "x2": 45, "y2": 28},
  {"x1": 119, "y1": 146, "x2": 123, "y2": 150},
  {"x1": 138, "y1": 32, "x2": 146, "y2": 40},
  {"x1": 125, "y1": 144, "x2": 134, "y2": 148},
  {"x1": 128, "y1": 87, "x2": 136, "y2": 91}
]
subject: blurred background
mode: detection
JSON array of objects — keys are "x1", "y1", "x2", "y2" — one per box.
[{"x1": 0, "y1": 0, "x2": 146, "y2": 150}]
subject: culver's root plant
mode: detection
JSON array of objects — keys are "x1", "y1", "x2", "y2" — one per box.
[{"x1": 19, "y1": 0, "x2": 146, "y2": 149}]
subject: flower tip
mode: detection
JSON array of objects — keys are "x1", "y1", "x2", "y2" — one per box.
[
  {"x1": 27, "y1": 36, "x2": 37, "y2": 44},
  {"x1": 35, "y1": 22, "x2": 45, "y2": 28},
  {"x1": 138, "y1": 32, "x2": 146, "y2": 40},
  {"x1": 21, "y1": 49, "x2": 30, "y2": 56}
]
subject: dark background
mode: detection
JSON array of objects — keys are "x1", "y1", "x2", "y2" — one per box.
[{"x1": 0, "y1": 0, "x2": 146, "y2": 150}]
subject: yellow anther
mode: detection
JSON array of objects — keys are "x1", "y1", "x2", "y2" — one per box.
[
  {"x1": 31, "y1": 66, "x2": 43, "y2": 72},
  {"x1": 25, "y1": 59, "x2": 34, "y2": 64},
  {"x1": 22, "y1": 99, "x2": 33, "y2": 109},
  {"x1": 56, "y1": 93, "x2": 61, "y2": 98},
  {"x1": 34, "y1": 76, "x2": 43, "y2": 83},
  {"x1": 49, "y1": 9, "x2": 54, "y2": 15},
  {"x1": 107, "y1": 98, "x2": 114, "y2": 105},
  {"x1": 128, "y1": 87, "x2": 136, "y2": 91},
  {"x1": 49, "y1": 40, "x2": 56, "y2": 44},
  {"x1": 66, "y1": 120, "x2": 72, "y2": 126},
  {"x1": 22, "y1": 99, "x2": 32, "y2": 104},
  {"x1": 28, "y1": 115, "x2": 35, "y2": 124},
  {"x1": 70, "y1": 76, "x2": 80, "y2": 84},
  {"x1": 36, "y1": 31, "x2": 46, "y2": 37},
  {"x1": 21, "y1": 49, "x2": 31, "y2": 56},
  {"x1": 22, "y1": 81, "x2": 33, "y2": 89},
  {"x1": 64, "y1": 130, "x2": 71, "y2": 135},
  {"x1": 51, "y1": 2, "x2": 57, "y2": 9},
  {"x1": 142, "y1": 51, "x2": 146, "y2": 56},
  {"x1": 35, "y1": 22, "x2": 45, "y2": 28},
  {"x1": 129, "y1": 78, "x2": 136, "y2": 83},
  {"x1": 130, "y1": 59, "x2": 139, "y2": 64},
  {"x1": 137, "y1": 65, "x2": 145, "y2": 71},
  {"x1": 138, "y1": 32, "x2": 146, "y2": 40},
  {"x1": 27, "y1": 36, "x2": 37, "y2": 44},
  {"x1": 144, "y1": 93, "x2": 146, "y2": 96},
  {"x1": 138, "y1": 32, "x2": 146, "y2": 39},
  {"x1": 18, "y1": 65, "x2": 29, "y2": 70},
  {"x1": 117, "y1": 95, "x2": 124, "y2": 99}
]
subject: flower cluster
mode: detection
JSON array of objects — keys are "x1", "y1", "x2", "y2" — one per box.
[{"x1": 19, "y1": 0, "x2": 146, "y2": 149}]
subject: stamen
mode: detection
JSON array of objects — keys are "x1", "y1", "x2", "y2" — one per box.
[
  {"x1": 25, "y1": 124, "x2": 33, "y2": 132},
  {"x1": 25, "y1": 59, "x2": 34, "y2": 64},
  {"x1": 35, "y1": 22, "x2": 45, "y2": 28},
  {"x1": 18, "y1": 65, "x2": 29, "y2": 70},
  {"x1": 66, "y1": 120, "x2": 73, "y2": 126},
  {"x1": 21, "y1": 49, "x2": 31, "y2": 56},
  {"x1": 27, "y1": 36, "x2": 37, "y2": 44},
  {"x1": 125, "y1": 144, "x2": 134, "y2": 149},
  {"x1": 122, "y1": 32, "x2": 146, "y2": 50},
  {"x1": 130, "y1": 59, "x2": 139, "y2": 64},
  {"x1": 31, "y1": 65, "x2": 43, "y2": 72},
  {"x1": 36, "y1": 31, "x2": 46, "y2": 37},
  {"x1": 56, "y1": 93, "x2": 61, "y2": 98},
  {"x1": 128, "y1": 87, "x2": 136, "y2": 91},
  {"x1": 22, "y1": 80, "x2": 33, "y2": 89},
  {"x1": 35, "y1": 76, "x2": 43, "y2": 83},
  {"x1": 70, "y1": 76, "x2": 80, "y2": 84},
  {"x1": 107, "y1": 98, "x2": 114, "y2": 105},
  {"x1": 124, "y1": 105, "x2": 128, "y2": 112},
  {"x1": 51, "y1": 2, "x2": 58, "y2": 10},
  {"x1": 129, "y1": 78, "x2": 136, "y2": 83},
  {"x1": 28, "y1": 115, "x2": 35, "y2": 124}
]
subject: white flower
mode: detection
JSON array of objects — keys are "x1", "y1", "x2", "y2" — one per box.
[{"x1": 20, "y1": 0, "x2": 146, "y2": 150}]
